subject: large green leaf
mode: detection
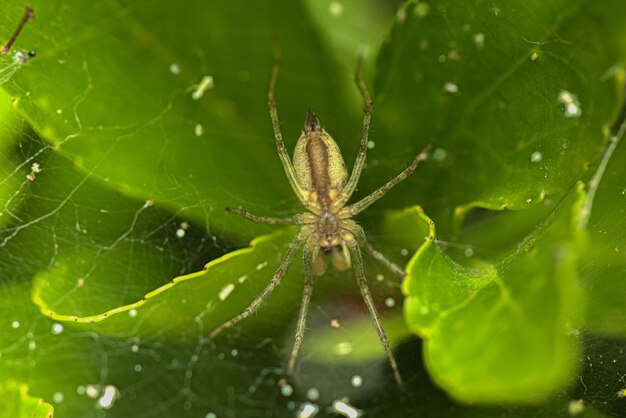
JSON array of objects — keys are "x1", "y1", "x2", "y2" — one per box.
[
  {"x1": 403, "y1": 182, "x2": 586, "y2": 403},
  {"x1": 32, "y1": 227, "x2": 302, "y2": 337},
  {"x1": 0, "y1": 380, "x2": 53, "y2": 418},
  {"x1": 1, "y1": 0, "x2": 361, "y2": 240},
  {"x1": 370, "y1": 0, "x2": 625, "y2": 232}
]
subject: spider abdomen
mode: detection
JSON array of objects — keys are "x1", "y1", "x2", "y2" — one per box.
[{"x1": 293, "y1": 109, "x2": 347, "y2": 206}]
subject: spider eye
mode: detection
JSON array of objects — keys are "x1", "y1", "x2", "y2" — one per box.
[
  {"x1": 322, "y1": 247, "x2": 333, "y2": 255},
  {"x1": 28, "y1": 50, "x2": 36, "y2": 57},
  {"x1": 304, "y1": 107, "x2": 320, "y2": 131}
]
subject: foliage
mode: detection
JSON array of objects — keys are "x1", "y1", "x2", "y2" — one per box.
[{"x1": 0, "y1": 0, "x2": 625, "y2": 417}]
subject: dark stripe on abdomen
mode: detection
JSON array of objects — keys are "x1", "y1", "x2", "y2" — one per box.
[{"x1": 305, "y1": 135, "x2": 331, "y2": 191}]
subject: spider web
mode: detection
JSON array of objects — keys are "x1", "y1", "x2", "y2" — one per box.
[
  {"x1": 0, "y1": 18, "x2": 625, "y2": 418},
  {"x1": 0, "y1": 61, "x2": 426, "y2": 418}
]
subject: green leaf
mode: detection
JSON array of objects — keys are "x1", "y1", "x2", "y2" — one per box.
[
  {"x1": 304, "y1": 0, "x2": 398, "y2": 86},
  {"x1": 1, "y1": 0, "x2": 625, "y2": 416},
  {"x1": 0, "y1": 380, "x2": 53, "y2": 418},
  {"x1": 32, "y1": 227, "x2": 304, "y2": 338},
  {"x1": 403, "y1": 182, "x2": 587, "y2": 403},
  {"x1": 0, "y1": 0, "x2": 359, "y2": 239},
  {"x1": 370, "y1": 0, "x2": 626, "y2": 231},
  {"x1": 402, "y1": 207, "x2": 492, "y2": 337}
]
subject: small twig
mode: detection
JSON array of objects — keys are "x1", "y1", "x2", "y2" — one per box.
[
  {"x1": 580, "y1": 117, "x2": 626, "y2": 227},
  {"x1": 1, "y1": 6, "x2": 35, "y2": 55}
]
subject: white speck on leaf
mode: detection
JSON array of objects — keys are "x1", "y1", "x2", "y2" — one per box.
[
  {"x1": 443, "y1": 82, "x2": 459, "y2": 94},
  {"x1": 351, "y1": 375, "x2": 364, "y2": 388},
  {"x1": 192, "y1": 75, "x2": 214, "y2": 100},
  {"x1": 414, "y1": 2, "x2": 430, "y2": 17},
  {"x1": 307, "y1": 388, "x2": 320, "y2": 401},
  {"x1": 332, "y1": 400, "x2": 362, "y2": 418},
  {"x1": 473, "y1": 33, "x2": 485, "y2": 48},
  {"x1": 219, "y1": 283, "x2": 235, "y2": 301},
  {"x1": 298, "y1": 403, "x2": 319, "y2": 418},
  {"x1": 169, "y1": 63, "x2": 180, "y2": 75},
  {"x1": 51, "y1": 323, "x2": 64, "y2": 335},
  {"x1": 97, "y1": 385, "x2": 120, "y2": 409},
  {"x1": 558, "y1": 90, "x2": 582, "y2": 118},
  {"x1": 530, "y1": 151, "x2": 543, "y2": 163},
  {"x1": 328, "y1": 2, "x2": 344, "y2": 17}
]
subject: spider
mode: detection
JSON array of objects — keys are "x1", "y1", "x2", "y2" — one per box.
[{"x1": 209, "y1": 48, "x2": 430, "y2": 389}]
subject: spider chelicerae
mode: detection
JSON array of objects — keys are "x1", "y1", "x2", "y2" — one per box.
[{"x1": 209, "y1": 50, "x2": 430, "y2": 389}]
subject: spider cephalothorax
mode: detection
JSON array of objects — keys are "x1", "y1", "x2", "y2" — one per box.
[{"x1": 212, "y1": 48, "x2": 430, "y2": 389}]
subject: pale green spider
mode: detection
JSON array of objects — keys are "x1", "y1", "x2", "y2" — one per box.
[{"x1": 211, "y1": 49, "x2": 430, "y2": 389}]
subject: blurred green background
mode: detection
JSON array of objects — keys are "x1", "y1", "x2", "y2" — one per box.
[{"x1": 0, "y1": 0, "x2": 625, "y2": 417}]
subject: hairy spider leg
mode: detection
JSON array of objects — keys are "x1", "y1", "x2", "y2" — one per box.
[
  {"x1": 362, "y1": 241, "x2": 405, "y2": 278},
  {"x1": 345, "y1": 234, "x2": 405, "y2": 389},
  {"x1": 208, "y1": 231, "x2": 307, "y2": 339},
  {"x1": 286, "y1": 236, "x2": 318, "y2": 374},
  {"x1": 268, "y1": 42, "x2": 310, "y2": 205},
  {"x1": 342, "y1": 143, "x2": 432, "y2": 217},
  {"x1": 343, "y1": 221, "x2": 406, "y2": 278},
  {"x1": 224, "y1": 207, "x2": 309, "y2": 225},
  {"x1": 331, "y1": 53, "x2": 373, "y2": 212}
]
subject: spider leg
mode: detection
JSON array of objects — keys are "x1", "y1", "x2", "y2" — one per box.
[
  {"x1": 225, "y1": 207, "x2": 310, "y2": 225},
  {"x1": 342, "y1": 222, "x2": 406, "y2": 278},
  {"x1": 268, "y1": 42, "x2": 309, "y2": 205},
  {"x1": 345, "y1": 234, "x2": 405, "y2": 389},
  {"x1": 362, "y1": 241, "x2": 406, "y2": 278},
  {"x1": 287, "y1": 236, "x2": 318, "y2": 375},
  {"x1": 345, "y1": 143, "x2": 432, "y2": 216},
  {"x1": 332, "y1": 53, "x2": 373, "y2": 211},
  {"x1": 208, "y1": 232, "x2": 306, "y2": 339}
]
